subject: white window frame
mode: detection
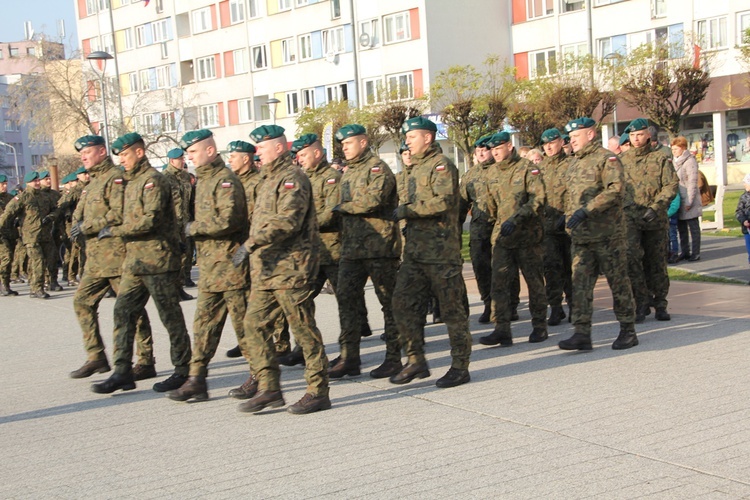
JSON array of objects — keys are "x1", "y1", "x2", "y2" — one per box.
[
  {"x1": 139, "y1": 69, "x2": 152, "y2": 91},
  {"x1": 331, "y1": 0, "x2": 340, "y2": 19},
  {"x1": 281, "y1": 37, "x2": 296, "y2": 64},
  {"x1": 301, "y1": 88, "x2": 315, "y2": 109},
  {"x1": 251, "y1": 45, "x2": 268, "y2": 70},
  {"x1": 230, "y1": 0, "x2": 245, "y2": 24},
  {"x1": 696, "y1": 16, "x2": 727, "y2": 50},
  {"x1": 200, "y1": 104, "x2": 220, "y2": 128},
  {"x1": 155, "y1": 65, "x2": 171, "y2": 89},
  {"x1": 363, "y1": 77, "x2": 383, "y2": 105},
  {"x1": 102, "y1": 34, "x2": 114, "y2": 55},
  {"x1": 248, "y1": 0, "x2": 261, "y2": 18},
  {"x1": 123, "y1": 28, "x2": 134, "y2": 50},
  {"x1": 192, "y1": 7, "x2": 212, "y2": 34},
  {"x1": 527, "y1": 0, "x2": 553, "y2": 19},
  {"x1": 360, "y1": 18, "x2": 380, "y2": 48},
  {"x1": 595, "y1": 0, "x2": 627, "y2": 5},
  {"x1": 238, "y1": 98, "x2": 253, "y2": 123},
  {"x1": 387, "y1": 72, "x2": 414, "y2": 100},
  {"x1": 233, "y1": 48, "x2": 248, "y2": 74},
  {"x1": 278, "y1": 0, "x2": 291, "y2": 11},
  {"x1": 152, "y1": 19, "x2": 169, "y2": 43},
  {"x1": 561, "y1": 0, "x2": 584, "y2": 13},
  {"x1": 326, "y1": 83, "x2": 348, "y2": 103},
  {"x1": 142, "y1": 113, "x2": 156, "y2": 135},
  {"x1": 155, "y1": 0, "x2": 164, "y2": 14},
  {"x1": 196, "y1": 55, "x2": 216, "y2": 81},
  {"x1": 298, "y1": 33, "x2": 313, "y2": 61},
  {"x1": 295, "y1": 0, "x2": 309, "y2": 6},
  {"x1": 739, "y1": 11, "x2": 750, "y2": 46},
  {"x1": 529, "y1": 49, "x2": 557, "y2": 79},
  {"x1": 383, "y1": 11, "x2": 411, "y2": 44},
  {"x1": 4, "y1": 120, "x2": 14, "y2": 132},
  {"x1": 128, "y1": 72, "x2": 139, "y2": 93},
  {"x1": 651, "y1": 0, "x2": 666, "y2": 18},
  {"x1": 285, "y1": 91, "x2": 299, "y2": 115},
  {"x1": 322, "y1": 27, "x2": 345, "y2": 55},
  {"x1": 160, "y1": 111, "x2": 176, "y2": 132},
  {"x1": 561, "y1": 42, "x2": 587, "y2": 72},
  {"x1": 86, "y1": 0, "x2": 97, "y2": 16},
  {"x1": 135, "y1": 25, "x2": 148, "y2": 47}
]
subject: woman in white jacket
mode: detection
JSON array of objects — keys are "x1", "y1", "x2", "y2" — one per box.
[{"x1": 671, "y1": 136, "x2": 702, "y2": 261}]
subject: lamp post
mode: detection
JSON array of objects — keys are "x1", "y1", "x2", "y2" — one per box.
[
  {"x1": 603, "y1": 52, "x2": 621, "y2": 136},
  {"x1": 86, "y1": 50, "x2": 114, "y2": 152},
  {"x1": 0, "y1": 140, "x2": 20, "y2": 186},
  {"x1": 266, "y1": 98, "x2": 281, "y2": 125}
]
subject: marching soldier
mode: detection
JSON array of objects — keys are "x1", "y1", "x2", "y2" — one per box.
[
  {"x1": 0, "y1": 174, "x2": 19, "y2": 296},
  {"x1": 38, "y1": 171, "x2": 63, "y2": 292},
  {"x1": 162, "y1": 148, "x2": 194, "y2": 301}
]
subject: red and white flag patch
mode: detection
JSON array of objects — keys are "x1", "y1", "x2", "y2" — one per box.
[
  {"x1": 435, "y1": 165, "x2": 446, "y2": 172},
  {"x1": 371, "y1": 166, "x2": 381, "y2": 173},
  {"x1": 608, "y1": 156, "x2": 618, "y2": 161},
  {"x1": 531, "y1": 169, "x2": 540, "y2": 175},
  {"x1": 221, "y1": 182, "x2": 232, "y2": 188},
  {"x1": 284, "y1": 181, "x2": 295, "y2": 189},
  {"x1": 144, "y1": 182, "x2": 155, "y2": 190},
  {"x1": 326, "y1": 178, "x2": 337, "y2": 185},
  {"x1": 114, "y1": 178, "x2": 123, "y2": 184}
]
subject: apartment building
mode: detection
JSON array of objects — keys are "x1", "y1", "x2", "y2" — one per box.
[{"x1": 74, "y1": 0, "x2": 511, "y2": 165}]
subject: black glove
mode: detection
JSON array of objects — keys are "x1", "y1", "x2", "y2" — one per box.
[
  {"x1": 184, "y1": 222, "x2": 193, "y2": 237},
  {"x1": 401, "y1": 226, "x2": 407, "y2": 237},
  {"x1": 566, "y1": 208, "x2": 588, "y2": 230},
  {"x1": 555, "y1": 215, "x2": 566, "y2": 232},
  {"x1": 70, "y1": 222, "x2": 82, "y2": 240},
  {"x1": 500, "y1": 220, "x2": 516, "y2": 237},
  {"x1": 232, "y1": 245, "x2": 249, "y2": 268},
  {"x1": 97, "y1": 226, "x2": 113, "y2": 240},
  {"x1": 642, "y1": 208, "x2": 657, "y2": 223},
  {"x1": 41, "y1": 214, "x2": 54, "y2": 225}
]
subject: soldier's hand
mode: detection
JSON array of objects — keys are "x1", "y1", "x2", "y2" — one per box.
[
  {"x1": 231, "y1": 245, "x2": 249, "y2": 268},
  {"x1": 566, "y1": 208, "x2": 588, "y2": 229},
  {"x1": 184, "y1": 222, "x2": 193, "y2": 237},
  {"x1": 642, "y1": 208, "x2": 657, "y2": 223},
  {"x1": 97, "y1": 226, "x2": 113, "y2": 240},
  {"x1": 41, "y1": 214, "x2": 54, "y2": 225},
  {"x1": 555, "y1": 215, "x2": 566, "y2": 232},
  {"x1": 70, "y1": 222, "x2": 82, "y2": 240},
  {"x1": 500, "y1": 220, "x2": 516, "y2": 237}
]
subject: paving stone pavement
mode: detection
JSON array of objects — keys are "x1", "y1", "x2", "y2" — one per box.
[{"x1": 2, "y1": 267, "x2": 750, "y2": 499}]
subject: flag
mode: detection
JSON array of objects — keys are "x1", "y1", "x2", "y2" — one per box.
[{"x1": 693, "y1": 44, "x2": 701, "y2": 69}]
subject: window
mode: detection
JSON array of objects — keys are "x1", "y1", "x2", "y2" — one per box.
[
  {"x1": 326, "y1": 83, "x2": 348, "y2": 103},
  {"x1": 200, "y1": 104, "x2": 219, "y2": 127},
  {"x1": 9, "y1": 47, "x2": 19, "y2": 58},
  {"x1": 384, "y1": 11, "x2": 411, "y2": 44},
  {"x1": 152, "y1": 19, "x2": 169, "y2": 43},
  {"x1": 322, "y1": 27, "x2": 345, "y2": 54},
  {"x1": 527, "y1": 0, "x2": 553, "y2": 18},
  {"x1": 281, "y1": 37, "x2": 296, "y2": 64},
  {"x1": 331, "y1": 0, "x2": 340, "y2": 19},
  {"x1": 155, "y1": 0, "x2": 164, "y2": 13},
  {"x1": 4, "y1": 120, "x2": 13, "y2": 132},
  {"x1": 737, "y1": 11, "x2": 750, "y2": 46},
  {"x1": 123, "y1": 28, "x2": 134, "y2": 50},
  {"x1": 230, "y1": 0, "x2": 245, "y2": 23},
  {"x1": 128, "y1": 72, "x2": 139, "y2": 93},
  {"x1": 595, "y1": 0, "x2": 626, "y2": 4},
  {"x1": 286, "y1": 91, "x2": 299, "y2": 115},
  {"x1": 561, "y1": 43, "x2": 587, "y2": 72},
  {"x1": 651, "y1": 0, "x2": 665, "y2": 18},
  {"x1": 160, "y1": 111, "x2": 176, "y2": 132},
  {"x1": 136, "y1": 25, "x2": 148, "y2": 47},
  {"x1": 0, "y1": 50, "x2": 3, "y2": 60},
  {"x1": 142, "y1": 114, "x2": 156, "y2": 134},
  {"x1": 86, "y1": 0, "x2": 97, "y2": 15},
  {"x1": 156, "y1": 65, "x2": 171, "y2": 89},
  {"x1": 387, "y1": 73, "x2": 413, "y2": 100},
  {"x1": 102, "y1": 34, "x2": 114, "y2": 54},
  {"x1": 32, "y1": 155, "x2": 40, "y2": 167},
  {"x1": 530, "y1": 49, "x2": 557, "y2": 78},
  {"x1": 301, "y1": 88, "x2": 315, "y2": 109},
  {"x1": 256, "y1": 99, "x2": 271, "y2": 121},
  {"x1": 27, "y1": 47, "x2": 36, "y2": 56},
  {"x1": 160, "y1": 42, "x2": 169, "y2": 59},
  {"x1": 238, "y1": 98, "x2": 253, "y2": 123},
  {"x1": 363, "y1": 78, "x2": 383, "y2": 104},
  {"x1": 193, "y1": 7, "x2": 212, "y2": 34},
  {"x1": 696, "y1": 17, "x2": 727, "y2": 50},
  {"x1": 299, "y1": 34, "x2": 313, "y2": 61},
  {"x1": 278, "y1": 0, "x2": 291, "y2": 11},
  {"x1": 360, "y1": 19, "x2": 380, "y2": 47},
  {"x1": 251, "y1": 45, "x2": 267, "y2": 70},
  {"x1": 140, "y1": 69, "x2": 152, "y2": 91},
  {"x1": 597, "y1": 34, "x2": 626, "y2": 58},
  {"x1": 196, "y1": 56, "x2": 216, "y2": 81},
  {"x1": 98, "y1": 0, "x2": 109, "y2": 10},
  {"x1": 248, "y1": 0, "x2": 260, "y2": 18},
  {"x1": 561, "y1": 0, "x2": 584, "y2": 12},
  {"x1": 233, "y1": 48, "x2": 248, "y2": 74},
  {"x1": 295, "y1": 0, "x2": 308, "y2": 6}
]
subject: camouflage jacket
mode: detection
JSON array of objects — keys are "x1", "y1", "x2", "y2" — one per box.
[
  {"x1": 338, "y1": 149, "x2": 401, "y2": 260},
  {"x1": 237, "y1": 166, "x2": 262, "y2": 240},
  {"x1": 188, "y1": 155, "x2": 249, "y2": 292},
  {"x1": 539, "y1": 150, "x2": 571, "y2": 234},
  {"x1": 398, "y1": 143, "x2": 463, "y2": 265},
  {"x1": 0, "y1": 187, "x2": 56, "y2": 244},
  {"x1": 395, "y1": 164, "x2": 415, "y2": 204},
  {"x1": 110, "y1": 157, "x2": 180, "y2": 275},
  {"x1": 621, "y1": 144, "x2": 679, "y2": 230},
  {"x1": 0, "y1": 192, "x2": 19, "y2": 240},
  {"x1": 306, "y1": 158, "x2": 341, "y2": 265},
  {"x1": 459, "y1": 157, "x2": 495, "y2": 240},
  {"x1": 485, "y1": 150, "x2": 545, "y2": 248},
  {"x1": 72, "y1": 158, "x2": 126, "y2": 278},
  {"x1": 563, "y1": 141, "x2": 625, "y2": 243},
  {"x1": 247, "y1": 153, "x2": 319, "y2": 290},
  {"x1": 162, "y1": 164, "x2": 192, "y2": 227}
]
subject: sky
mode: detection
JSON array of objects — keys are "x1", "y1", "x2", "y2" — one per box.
[{"x1": 1, "y1": 0, "x2": 79, "y2": 54}]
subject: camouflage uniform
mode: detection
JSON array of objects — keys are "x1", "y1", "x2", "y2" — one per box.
[
  {"x1": 242, "y1": 153, "x2": 328, "y2": 396},
  {"x1": 306, "y1": 158, "x2": 342, "y2": 296},
  {"x1": 0, "y1": 192, "x2": 18, "y2": 290},
  {"x1": 563, "y1": 141, "x2": 635, "y2": 335},
  {"x1": 336, "y1": 149, "x2": 402, "y2": 364},
  {"x1": 41, "y1": 186, "x2": 62, "y2": 287},
  {"x1": 57, "y1": 182, "x2": 86, "y2": 282},
  {"x1": 71, "y1": 157, "x2": 154, "y2": 365},
  {"x1": 620, "y1": 144, "x2": 679, "y2": 311},
  {"x1": 109, "y1": 157, "x2": 191, "y2": 376},
  {"x1": 539, "y1": 150, "x2": 573, "y2": 308},
  {"x1": 186, "y1": 156, "x2": 250, "y2": 377},
  {"x1": 393, "y1": 143, "x2": 471, "y2": 368},
  {"x1": 485, "y1": 150, "x2": 548, "y2": 336},
  {"x1": 163, "y1": 163, "x2": 193, "y2": 285}
]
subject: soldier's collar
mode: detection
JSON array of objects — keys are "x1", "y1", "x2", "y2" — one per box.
[
  {"x1": 634, "y1": 144, "x2": 651, "y2": 156},
  {"x1": 347, "y1": 149, "x2": 374, "y2": 167}
]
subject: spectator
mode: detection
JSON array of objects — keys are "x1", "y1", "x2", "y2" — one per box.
[
  {"x1": 735, "y1": 173, "x2": 750, "y2": 266},
  {"x1": 526, "y1": 148, "x2": 543, "y2": 165},
  {"x1": 671, "y1": 136, "x2": 702, "y2": 261},
  {"x1": 608, "y1": 136, "x2": 622, "y2": 154},
  {"x1": 667, "y1": 192, "x2": 681, "y2": 264}
]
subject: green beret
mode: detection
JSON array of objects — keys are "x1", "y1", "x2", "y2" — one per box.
[
  {"x1": 486, "y1": 131, "x2": 511, "y2": 148},
  {"x1": 398, "y1": 141, "x2": 409, "y2": 154},
  {"x1": 619, "y1": 133, "x2": 631, "y2": 146},
  {"x1": 74, "y1": 166, "x2": 88, "y2": 176},
  {"x1": 167, "y1": 148, "x2": 184, "y2": 159},
  {"x1": 61, "y1": 173, "x2": 74, "y2": 184},
  {"x1": 10, "y1": 189, "x2": 17, "y2": 195},
  {"x1": 541, "y1": 128, "x2": 562, "y2": 144},
  {"x1": 624, "y1": 118, "x2": 649, "y2": 134},
  {"x1": 564, "y1": 117, "x2": 596, "y2": 132},
  {"x1": 111, "y1": 132, "x2": 144, "y2": 155},
  {"x1": 250, "y1": 125, "x2": 285, "y2": 143},
  {"x1": 401, "y1": 116, "x2": 437, "y2": 134},
  {"x1": 227, "y1": 140, "x2": 256, "y2": 154},
  {"x1": 0, "y1": 174, "x2": 7, "y2": 183},
  {"x1": 474, "y1": 134, "x2": 492, "y2": 149},
  {"x1": 562, "y1": 134, "x2": 570, "y2": 145},
  {"x1": 334, "y1": 124, "x2": 366, "y2": 142},
  {"x1": 74, "y1": 135, "x2": 105, "y2": 152},
  {"x1": 38, "y1": 171, "x2": 50, "y2": 179},
  {"x1": 24, "y1": 171, "x2": 39, "y2": 183},
  {"x1": 291, "y1": 134, "x2": 319, "y2": 153},
  {"x1": 179, "y1": 129, "x2": 213, "y2": 150}
]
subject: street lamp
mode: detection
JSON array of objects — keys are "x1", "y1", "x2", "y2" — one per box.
[
  {"x1": 86, "y1": 50, "x2": 114, "y2": 152},
  {"x1": 266, "y1": 98, "x2": 281, "y2": 125},
  {"x1": 0, "y1": 140, "x2": 20, "y2": 186}
]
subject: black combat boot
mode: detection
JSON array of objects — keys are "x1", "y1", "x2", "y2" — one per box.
[
  {"x1": 226, "y1": 345, "x2": 243, "y2": 358},
  {"x1": 0, "y1": 281, "x2": 18, "y2": 296},
  {"x1": 48, "y1": 279, "x2": 63, "y2": 291},
  {"x1": 432, "y1": 299, "x2": 442, "y2": 324},
  {"x1": 132, "y1": 364, "x2": 157, "y2": 381},
  {"x1": 389, "y1": 362, "x2": 430, "y2": 385},
  {"x1": 168, "y1": 376, "x2": 208, "y2": 402},
  {"x1": 612, "y1": 330, "x2": 639, "y2": 350},
  {"x1": 237, "y1": 390, "x2": 285, "y2": 413},
  {"x1": 360, "y1": 322, "x2": 373, "y2": 338},
  {"x1": 654, "y1": 307, "x2": 671, "y2": 321},
  {"x1": 279, "y1": 345, "x2": 304, "y2": 367},
  {"x1": 91, "y1": 371, "x2": 136, "y2": 394},
  {"x1": 70, "y1": 359, "x2": 111, "y2": 379},
  {"x1": 477, "y1": 302, "x2": 492, "y2": 324},
  {"x1": 558, "y1": 332, "x2": 593, "y2": 351},
  {"x1": 328, "y1": 357, "x2": 361, "y2": 379},
  {"x1": 548, "y1": 305, "x2": 566, "y2": 326},
  {"x1": 153, "y1": 372, "x2": 188, "y2": 392},
  {"x1": 435, "y1": 367, "x2": 470, "y2": 388},
  {"x1": 479, "y1": 328, "x2": 513, "y2": 347},
  {"x1": 287, "y1": 393, "x2": 331, "y2": 414},
  {"x1": 369, "y1": 358, "x2": 403, "y2": 379},
  {"x1": 528, "y1": 327, "x2": 549, "y2": 343},
  {"x1": 635, "y1": 304, "x2": 650, "y2": 323},
  {"x1": 178, "y1": 288, "x2": 194, "y2": 301},
  {"x1": 511, "y1": 308, "x2": 520, "y2": 321},
  {"x1": 30, "y1": 291, "x2": 50, "y2": 299},
  {"x1": 228, "y1": 374, "x2": 258, "y2": 399}
]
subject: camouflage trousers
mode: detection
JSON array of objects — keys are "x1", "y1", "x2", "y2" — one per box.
[
  {"x1": 469, "y1": 237, "x2": 492, "y2": 305},
  {"x1": 626, "y1": 220, "x2": 670, "y2": 310},
  {"x1": 184, "y1": 236, "x2": 195, "y2": 284},
  {"x1": 393, "y1": 260, "x2": 472, "y2": 369},
  {"x1": 0, "y1": 236, "x2": 15, "y2": 283},
  {"x1": 25, "y1": 243, "x2": 46, "y2": 294},
  {"x1": 42, "y1": 239, "x2": 59, "y2": 285},
  {"x1": 243, "y1": 286, "x2": 329, "y2": 396},
  {"x1": 189, "y1": 288, "x2": 249, "y2": 377},
  {"x1": 570, "y1": 237, "x2": 635, "y2": 336},
  {"x1": 73, "y1": 273, "x2": 154, "y2": 364},
  {"x1": 112, "y1": 271, "x2": 191, "y2": 376},
  {"x1": 336, "y1": 258, "x2": 400, "y2": 362},
  {"x1": 543, "y1": 232, "x2": 573, "y2": 307},
  {"x1": 12, "y1": 239, "x2": 26, "y2": 280},
  {"x1": 491, "y1": 243, "x2": 547, "y2": 332},
  {"x1": 67, "y1": 239, "x2": 85, "y2": 281}
]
